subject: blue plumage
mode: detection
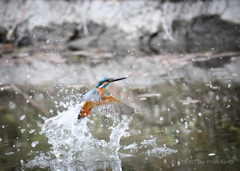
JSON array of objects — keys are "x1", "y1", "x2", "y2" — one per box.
[
  {"x1": 95, "y1": 78, "x2": 112, "y2": 88},
  {"x1": 78, "y1": 77, "x2": 134, "y2": 119},
  {"x1": 82, "y1": 78, "x2": 113, "y2": 102},
  {"x1": 82, "y1": 88, "x2": 102, "y2": 102}
]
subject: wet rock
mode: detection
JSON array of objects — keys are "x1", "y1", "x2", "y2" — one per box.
[
  {"x1": 186, "y1": 15, "x2": 240, "y2": 53},
  {"x1": 140, "y1": 33, "x2": 159, "y2": 55},
  {"x1": 150, "y1": 30, "x2": 188, "y2": 54},
  {"x1": 78, "y1": 21, "x2": 105, "y2": 38},
  {"x1": 0, "y1": 0, "x2": 240, "y2": 54},
  {"x1": 68, "y1": 36, "x2": 98, "y2": 50},
  {"x1": 193, "y1": 52, "x2": 240, "y2": 69},
  {"x1": 193, "y1": 56, "x2": 231, "y2": 69},
  {"x1": 16, "y1": 30, "x2": 32, "y2": 47},
  {"x1": 97, "y1": 29, "x2": 139, "y2": 56},
  {"x1": 31, "y1": 22, "x2": 78, "y2": 46},
  {"x1": 150, "y1": 15, "x2": 240, "y2": 54},
  {"x1": 0, "y1": 26, "x2": 7, "y2": 43},
  {"x1": 97, "y1": 30, "x2": 116, "y2": 51}
]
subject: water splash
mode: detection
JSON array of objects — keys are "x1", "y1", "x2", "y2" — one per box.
[
  {"x1": 25, "y1": 104, "x2": 132, "y2": 168},
  {"x1": 44, "y1": 106, "x2": 132, "y2": 161},
  {"x1": 24, "y1": 103, "x2": 177, "y2": 170}
]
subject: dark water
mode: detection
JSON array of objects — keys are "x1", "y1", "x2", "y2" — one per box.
[{"x1": 0, "y1": 79, "x2": 240, "y2": 170}]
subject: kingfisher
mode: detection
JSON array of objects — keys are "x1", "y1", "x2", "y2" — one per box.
[{"x1": 77, "y1": 77, "x2": 134, "y2": 119}]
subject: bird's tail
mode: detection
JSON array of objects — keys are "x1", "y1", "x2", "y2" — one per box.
[
  {"x1": 77, "y1": 107, "x2": 84, "y2": 120},
  {"x1": 77, "y1": 106, "x2": 91, "y2": 120}
]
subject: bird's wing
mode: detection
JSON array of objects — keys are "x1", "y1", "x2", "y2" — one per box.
[
  {"x1": 91, "y1": 95, "x2": 134, "y2": 115},
  {"x1": 81, "y1": 88, "x2": 102, "y2": 102},
  {"x1": 92, "y1": 102, "x2": 134, "y2": 115}
]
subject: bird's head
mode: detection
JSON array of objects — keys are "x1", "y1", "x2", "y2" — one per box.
[{"x1": 95, "y1": 77, "x2": 127, "y2": 88}]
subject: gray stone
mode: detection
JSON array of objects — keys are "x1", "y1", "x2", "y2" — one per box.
[
  {"x1": 186, "y1": 15, "x2": 240, "y2": 53},
  {"x1": 68, "y1": 36, "x2": 98, "y2": 50},
  {"x1": 0, "y1": 26, "x2": 7, "y2": 43},
  {"x1": 0, "y1": 0, "x2": 239, "y2": 54}
]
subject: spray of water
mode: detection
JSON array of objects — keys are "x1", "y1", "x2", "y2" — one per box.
[
  {"x1": 24, "y1": 100, "x2": 177, "y2": 170},
  {"x1": 24, "y1": 101, "x2": 133, "y2": 169}
]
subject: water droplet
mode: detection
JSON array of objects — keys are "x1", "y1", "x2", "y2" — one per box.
[
  {"x1": 5, "y1": 152, "x2": 14, "y2": 155},
  {"x1": 29, "y1": 129, "x2": 35, "y2": 134},
  {"x1": 31, "y1": 141, "x2": 39, "y2": 147},
  {"x1": 20, "y1": 129, "x2": 26, "y2": 133},
  {"x1": 163, "y1": 159, "x2": 167, "y2": 164},
  {"x1": 160, "y1": 117, "x2": 163, "y2": 121},
  {"x1": 208, "y1": 153, "x2": 215, "y2": 156},
  {"x1": 20, "y1": 115, "x2": 26, "y2": 120},
  {"x1": 27, "y1": 74, "x2": 30, "y2": 78},
  {"x1": 198, "y1": 113, "x2": 202, "y2": 116},
  {"x1": 46, "y1": 40, "x2": 50, "y2": 43},
  {"x1": 216, "y1": 95, "x2": 219, "y2": 100}
]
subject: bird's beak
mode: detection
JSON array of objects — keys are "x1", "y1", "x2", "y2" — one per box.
[{"x1": 111, "y1": 77, "x2": 127, "y2": 82}]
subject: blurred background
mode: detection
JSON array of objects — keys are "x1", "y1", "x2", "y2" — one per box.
[{"x1": 0, "y1": 0, "x2": 240, "y2": 170}]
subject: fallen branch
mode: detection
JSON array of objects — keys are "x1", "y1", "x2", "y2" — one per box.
[
  {"x1": 1, "y1": 85, "x2": 50, "y2": 116},
  {"x1": 7, "y1": 0, "x2": 36, "y2": 40}
]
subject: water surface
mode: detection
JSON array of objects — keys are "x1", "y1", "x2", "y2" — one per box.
[{"x1": 0, "y1": 78, "x2": 239, "y2": 171}]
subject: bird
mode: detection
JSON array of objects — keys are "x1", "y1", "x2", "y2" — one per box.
[{"x1": 77, "y1": 77, "x2": 134, "y2": 119}]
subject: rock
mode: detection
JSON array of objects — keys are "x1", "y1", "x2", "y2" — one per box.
[
  {"x1": 150, "y1": 20, "x2": 188, "y2": 54},
  {"x1": 0, "y1": 0, "x2": 240, "y2": 54},
  {"x1": 97, "y1": 30, "x2": 116, "y2": 50},
  {"x1": 68, "y1": 36, "x2": 98, "y2": 50},
  {"x1": 79, "y1": 21, "x2": 105, "y2": 38},
  {"x1": 150, "y1": 15, "x2": 240, "y2": 54},
  {"x1": 31, "y1": 22, "x2": 78, "y2": 46},
  {"x1": 186, "y1": 15, "x2": 240, "y2": 53},
  {"x1": 0, "y1": 26, "x2": 7, "y2": 43},
  {"x1": 193, "y1": 52, "x2": 240, "y2": 69},
  {"x1": 97, "y1": 29, "x2": 139, "y2": 56}
]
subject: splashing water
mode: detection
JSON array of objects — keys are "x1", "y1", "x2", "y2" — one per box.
[
  {"x1": 24, "y1": 103, "x2": 177, "y2": 170},
  {"x1": 24, "y1": 104, "x2": 132, "y2": 168}
]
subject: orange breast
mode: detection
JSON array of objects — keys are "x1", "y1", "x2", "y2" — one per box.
[
  {"x1": 97, "y1": 82, "x2": 108, "y2": 97},
  {"x1": 97, "y1": 88, "x2": 103, "y2": 97}
]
